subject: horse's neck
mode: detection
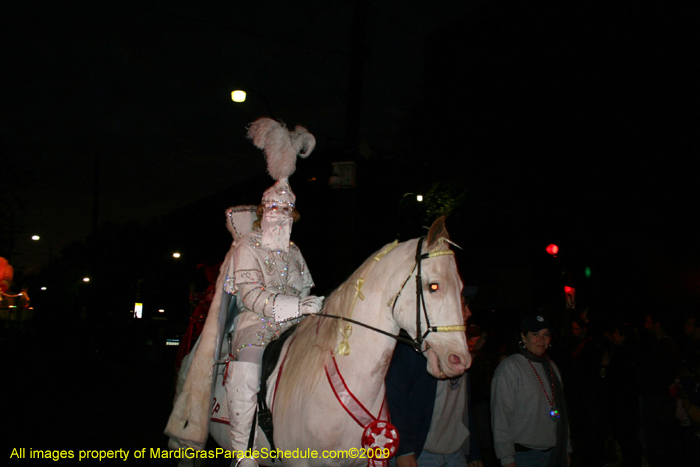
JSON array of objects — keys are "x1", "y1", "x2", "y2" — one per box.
[
  {"x1": 328, "y1": 240, "x2": 414, "y2": 411},
  {"x1": 333, "y1": 302, "x2": 399, "y2": 412}
]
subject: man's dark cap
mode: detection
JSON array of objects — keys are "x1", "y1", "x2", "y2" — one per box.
[{"x1": 521, "y1": 314, "x2": 551, "y2": 333}]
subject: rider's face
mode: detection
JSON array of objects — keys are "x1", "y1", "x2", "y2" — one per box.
[{"x1": 263, "y1": 204, "x2": 293, "y2": 220}]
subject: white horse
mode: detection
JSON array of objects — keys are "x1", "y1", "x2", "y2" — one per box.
[{"x1": 204, "y1": 216, "x2": 470, "y2": 467}]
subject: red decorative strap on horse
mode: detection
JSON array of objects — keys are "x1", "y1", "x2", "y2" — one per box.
[{"x1": 325, "y1": 355, "x2": 399, "y2": 465}]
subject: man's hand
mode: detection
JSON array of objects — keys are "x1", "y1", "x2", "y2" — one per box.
[
  {"x1": 396, "y1": 454, "x2": 417, "y2": 467},
  {"x1": 300, "y1": 295, "x2": 324, "y2": 315}
]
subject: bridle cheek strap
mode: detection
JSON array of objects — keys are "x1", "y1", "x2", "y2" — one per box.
[{"x1": 412, "y1": 237, "x2": 465, "y2": 353}]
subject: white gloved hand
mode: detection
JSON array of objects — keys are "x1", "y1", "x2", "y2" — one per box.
[{"x1": 300, "y1": 295, "x2": 324, "y2": 315}]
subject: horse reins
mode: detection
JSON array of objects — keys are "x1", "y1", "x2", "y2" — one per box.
[{"x1": 309, "y1": 236, "x2": 466, "y2": 354}]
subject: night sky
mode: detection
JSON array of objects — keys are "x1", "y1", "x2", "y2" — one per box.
[
  {"x1": 3, "y1": 0, "x2": 473, "y2": 264},
  {"x1": 0, "y1": 1, "x2": 697, "y2": 460},
  {"x1": 2, "y1": 0, "x2": 697, "y2": 313}
]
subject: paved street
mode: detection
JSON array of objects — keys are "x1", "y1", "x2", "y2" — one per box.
[{"x1": 1, "y1": 317, "x2": 184, "y2": 465}]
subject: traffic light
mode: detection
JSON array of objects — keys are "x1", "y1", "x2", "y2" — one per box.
[{"x1": 546, "y1": 244, "x2": 559, "y2": 257}]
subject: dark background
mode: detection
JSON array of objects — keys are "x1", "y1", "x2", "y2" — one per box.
[{"x1": 1, "y1": 0, "x2": 695, "y2": 461}]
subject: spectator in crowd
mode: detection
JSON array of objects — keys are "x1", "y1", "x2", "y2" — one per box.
[
  {"x1": 491, "y1": 314, "x2": 571, "y2": 467},
  {"x1": 554, "y1": 318, "x2": 588, "y2": 385},
  {"x1": 639, "y1": 310, "x2": 684, "y2": 466},
  {"x1": 566, "y1": 319, "x2": 611, "y2": 467},
  {"x1": 671, "y1": 358, "x2": 700, "y2": 464},
  {"x1": 600, "y1": 322, "x2": 643, "y2": 467},
  {"x1": 386, "y1": 286, "x2": 482, "y2": 467},
  {"x1": 680, "y1": 312, "x2": 700, "y2": 372},
  {"x1": 550, "y1": 316, "x2": 586, "y2": 463},
  {"x1": 466, "y1": 313, "x2": 500, "y2": 466}
]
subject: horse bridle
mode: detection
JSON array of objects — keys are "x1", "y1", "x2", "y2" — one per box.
[
  {"x1": 393, "y1": 236, "x2": 466, "y2": 352},
  {"x1": 318, "y1": 236, "x2": 466, "y2": 353}
]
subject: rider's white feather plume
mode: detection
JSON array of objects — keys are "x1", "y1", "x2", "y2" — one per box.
[{"x1": 246, "y1": 118, "x2": 315, "y2": 181}]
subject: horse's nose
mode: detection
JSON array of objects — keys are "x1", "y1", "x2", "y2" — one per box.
[{"x1": 448, "y1": 352, "x2": 470, "y2": 371}]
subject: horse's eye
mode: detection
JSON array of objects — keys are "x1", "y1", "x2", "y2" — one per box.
[{"x1": 429, "y1": 283, "x2": 439, "y2": 293}]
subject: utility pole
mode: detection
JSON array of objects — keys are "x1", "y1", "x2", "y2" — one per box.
[
  {"x1": 333, "y1": 0, "x2": 368, "y2": 285},
  {"x1": 92, "y1": 153, "x2": 100, "y2": 235},
  {"x1": 344, "y1": 0, "x2": 368, "y2": 156}
]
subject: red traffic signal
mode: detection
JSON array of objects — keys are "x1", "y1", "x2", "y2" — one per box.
[{"x1": 546, "y1": 244, "x2": 559, "y2": 256}]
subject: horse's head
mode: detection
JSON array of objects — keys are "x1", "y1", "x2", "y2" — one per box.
[{"x1": 392, "y1": 217, "x2": 471, "y2": 378}]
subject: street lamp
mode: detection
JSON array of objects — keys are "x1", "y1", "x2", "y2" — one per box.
[
  {"x1": 231, "y1": 90, "x2": 247, "y2": 102},
  {"x1": 396, "y1": 193, "x2": 424, "y2": 238},
  {"x1": 31, "y1": 234, "x2": 53, "y2": 263},
  {"x1": 231, "y1": 87, "x2": 275, "y2": 118},
  {"x1": 399, "y1": 192, "x2": 423, "y2": 205}
]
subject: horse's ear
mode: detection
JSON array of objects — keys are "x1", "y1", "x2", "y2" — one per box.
[{"x1": 426, "y1": 216, "x2": 449, "y2": 249}]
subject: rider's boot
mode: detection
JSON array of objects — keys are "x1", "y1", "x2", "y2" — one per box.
[{"x1": 225, "y1": 360, "x2": 261, "y2": 467}]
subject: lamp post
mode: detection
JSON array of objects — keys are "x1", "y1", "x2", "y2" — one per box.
[
  {"x1": 31, "y1": 235, "x2": 53, "y2": 264},
  {"x1": 231, "y1": 87, "x2": 275, "y2": 119},
  {"x1": 396, "y1": 193, "x2": 423, "y2": 239}
]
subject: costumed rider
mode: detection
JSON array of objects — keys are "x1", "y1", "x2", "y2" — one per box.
[{"x1": 226, "y1": 118, "x2": 324, "y2": 466}]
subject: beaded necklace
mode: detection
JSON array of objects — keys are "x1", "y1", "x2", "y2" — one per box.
[{"x1": 525, "y1": 357, "x2": 560, "y2": 422}]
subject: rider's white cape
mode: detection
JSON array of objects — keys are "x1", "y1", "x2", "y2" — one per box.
[{"x1": 164, "y1": 206, "x2": 256, "y2": 450}]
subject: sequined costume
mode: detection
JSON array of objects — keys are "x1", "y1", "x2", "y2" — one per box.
[
  {"x1": 165, "y1": 118, "x2": 319, "y2": 467},
  {"x1": 228, "y1": 228, "x2": 314, "y2": 354}
]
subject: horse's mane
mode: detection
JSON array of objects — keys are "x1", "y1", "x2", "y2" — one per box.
[{"x1": 274, "y1": 239, "x2": 409, "y2": 417}]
